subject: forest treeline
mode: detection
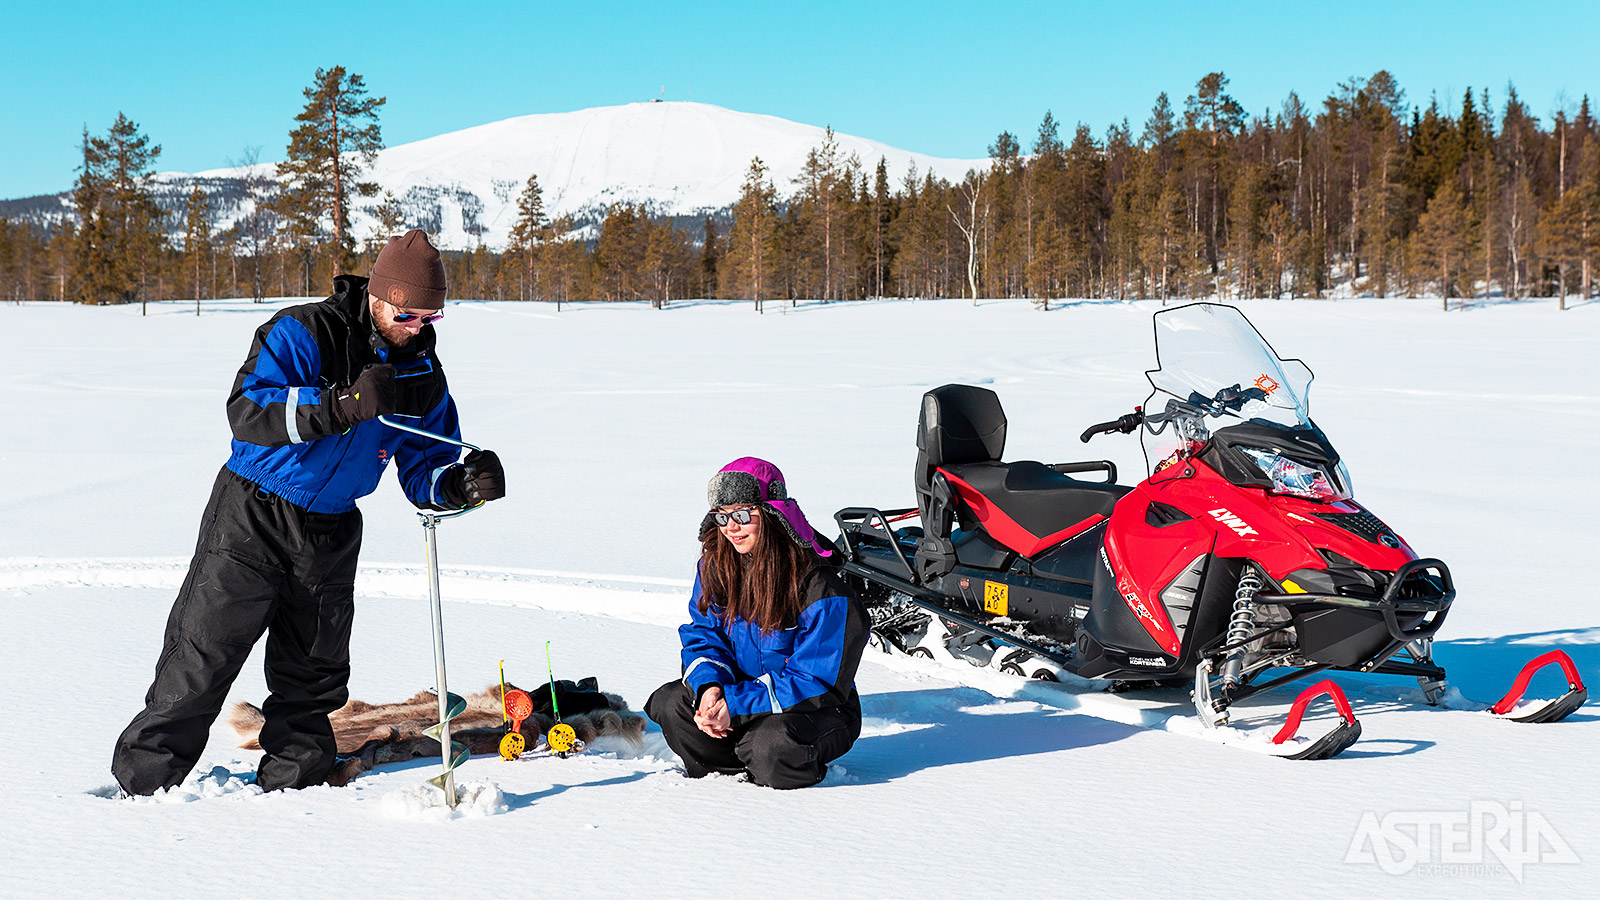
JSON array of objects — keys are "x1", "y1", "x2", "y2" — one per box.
[{"x1": 2, "y1": 69, "x2": 1596, "y2": 311}]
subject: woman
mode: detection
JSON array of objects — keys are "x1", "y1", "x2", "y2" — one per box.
[{"x1": 645, "y1": 457, "x2": 869, "y2": 789}]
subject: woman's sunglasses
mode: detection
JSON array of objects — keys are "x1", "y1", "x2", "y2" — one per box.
[{"x1": 711, "y1": 508, "x2": 757, "y2": 526}]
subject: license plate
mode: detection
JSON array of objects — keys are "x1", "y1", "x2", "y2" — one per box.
[{"x1": 983, "y1": 581, "x2": 1009, "y2": 616}]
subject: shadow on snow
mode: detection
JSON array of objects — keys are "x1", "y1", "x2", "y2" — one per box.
[{"x1": 837, "y1": 686, "x2": 1135, "y2": 784}]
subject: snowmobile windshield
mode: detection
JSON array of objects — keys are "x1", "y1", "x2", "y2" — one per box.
[{"x1": 1140, "y1": 303, "x2": 1316, "y2": 476}]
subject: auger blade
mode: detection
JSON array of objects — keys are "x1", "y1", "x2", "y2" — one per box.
[
  {"x1": 425, "y1": 741, "x2": 470, "y2": 791},
  {"x1": 422, "y1": 692, "x2": 468, "y2": 741}
]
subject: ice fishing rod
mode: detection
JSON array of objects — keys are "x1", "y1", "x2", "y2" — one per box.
[
  {"x1": 379, "y1": 414, "x2": 486, "y2": 809},
  {"x1": 545, "y1": 641, "x2": 579, "y2": 755},
  {"x1": 499, "y1": 659, "x2": 533, "y2": 761}
]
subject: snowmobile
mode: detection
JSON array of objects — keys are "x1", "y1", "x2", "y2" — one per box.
[{"x1": 833, "y1": 303, "x2": 1583, "y2": 760}]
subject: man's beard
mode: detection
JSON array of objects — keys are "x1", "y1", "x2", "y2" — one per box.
[
  {"x1": 375, "y1": 319, "x2": 416, "y2": 347},
  {"x1": 370, "y1": 299, "x2": 418, "y2": 348}
]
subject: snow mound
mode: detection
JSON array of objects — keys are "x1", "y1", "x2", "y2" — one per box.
[{"x1": 380, "y1": 781, "x2": 508, "y2": 821}]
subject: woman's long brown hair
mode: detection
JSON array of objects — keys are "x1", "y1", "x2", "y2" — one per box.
[{"x1": 698, "y1": 506, "x2": 815, "y2": 633}]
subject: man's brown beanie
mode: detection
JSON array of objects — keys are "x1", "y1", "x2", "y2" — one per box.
[{"x1": 368, "y1": 229, "x2": 448, "y2": 310}]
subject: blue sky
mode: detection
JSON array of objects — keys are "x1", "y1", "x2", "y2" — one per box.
[{"x1": 5, "y1": 0, "x2": 1599, "y2": 199}]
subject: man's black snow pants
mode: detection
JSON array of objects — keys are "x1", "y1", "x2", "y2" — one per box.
[
  {"x1": 112, "y1": 468, "x2": 362, "y2": 795},
  {"x1": 645, "y1": 681, "x2": 861, "y2": 789}
]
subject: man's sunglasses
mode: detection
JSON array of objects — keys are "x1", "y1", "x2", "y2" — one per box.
[
  {"x1": 711, "y1": 508, "x2": 757, "y2": 526},
  {"x1": 392, "y1": 309, "x2": 445, "y2": 324}
]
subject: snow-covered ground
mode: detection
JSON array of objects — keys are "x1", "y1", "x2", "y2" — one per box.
[{"x1": 2, "y1": 295, "x2": 1595, "y2": 899}]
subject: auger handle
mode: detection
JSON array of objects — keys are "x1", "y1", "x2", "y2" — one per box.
[
  {"x1": 378, "y1": 414, "x2": 481, "y2": 452},
  {"x1": 379, "y1": 415, "x2": 485, "y2": 521}
]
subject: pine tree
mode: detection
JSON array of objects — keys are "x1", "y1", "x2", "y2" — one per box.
[
  {"x1": 538, "y1": 215, "x2": 585, "y2": 309},
  {"x1": 789, "y1": 128, "x2": 847, "y2": 300},
  {"x1": 1107, "y1": 151, "x2": 1147, "y2": 299},
  {"x1": 70, "y1": 115, "x2": 165, "y2": 307},
  {"x1": 369, "y1": 189, "x2": 406, "y2": 250},
  {"x1": 1263, "y1": 202, "x2": 1302, "y2": 297},
  {"x1": 1225, "y1": 162, "x2": 1264, "y2": 297},
  {"x1": 183, "y1": 186, "x2": 211, "y2": 312},
  {"x1": 506, "y1": 175, "x2": 547, "y2": 300},
  {"x1": 1414, "y1": 184, "x2": 1472, "y2": 309},
  {"x1": 642, "y1": 220, "x2": 691, "y2": 308},
  {"x1": 724, "y1": 157, "x2": 781, "y2": 312},
  {"x1": 872, "y1": 157, "x2": 894, "y2": 297},
  {"x1": 984, "y1": 134, "x2": 1022, "y2": 297},
  {"x1": 1185, "y1": 73, "x2": 1245, "y2": 274},
  {"x1": 1062, "y1": 123, "x2": 1107, "y2": 296},
  {"x1": 1025, "y1": 112, "x2": 1066, "y2": 298},
  {"x1": 698, "y1": 215, "x2": 720, "y2": 298},
  {"x1": 70, "y1": 126, "x2": 111, "y2": 304},
  {"x1": 276, "y1": 66, "x2": 386, "y2": 278},
  {"x1": 594, "y1": 203, "x2": 646, "y2": 301},
  {"x1": 1142, "y1": 93, "x2": 1177, "y2": 170},
  {"x1": 105, "y1": 113, "x2": 167, "y2": 310}
]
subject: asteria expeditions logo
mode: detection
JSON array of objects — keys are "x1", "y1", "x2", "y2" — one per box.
[{"x1": 1344, "y1": 801, "x2": 1579, "y2": 882}]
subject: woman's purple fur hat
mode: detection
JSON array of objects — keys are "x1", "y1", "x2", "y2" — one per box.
[{"x1": 705, "y1": 457, "x2": 833, "y2": 557}]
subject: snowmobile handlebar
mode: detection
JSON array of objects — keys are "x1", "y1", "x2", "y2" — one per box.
[{"x1": 1080, "y1": 408, "x2": 1144, "y2": 443}]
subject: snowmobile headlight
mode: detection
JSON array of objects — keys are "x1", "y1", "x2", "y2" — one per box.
[{"x1": 1239, "y1": 446, "x2": 1352, "y2": 502}]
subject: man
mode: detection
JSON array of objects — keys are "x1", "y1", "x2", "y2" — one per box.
[{"x1": 112, "y1": 230, "x2": 506, "y2": 796}]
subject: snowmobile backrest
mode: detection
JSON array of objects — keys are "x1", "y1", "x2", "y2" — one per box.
[{"x1": 916, "y1": 384, "x2": 1007, "y2": 496}]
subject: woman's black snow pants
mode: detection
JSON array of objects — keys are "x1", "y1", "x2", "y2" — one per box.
[
  {"x1": 112, "y1": 468, "x2": 362, "y2": 795},
  {"x1": 646, "y1": 681, "x2": 861, "y2": 789}
]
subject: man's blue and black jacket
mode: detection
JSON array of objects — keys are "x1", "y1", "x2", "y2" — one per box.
[
  {"x1": 679, "y1": 560, "x2": 870, "y2": 722},
  {"x1": 224, "y1": 275, "x2": 464, "y2": 513}
]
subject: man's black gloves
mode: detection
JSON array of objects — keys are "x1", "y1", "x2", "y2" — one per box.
[
  {"x1": 329, "y1": 364, "x2": 396, "y2": 431},
  {"x1": 440, "y1": 449, "x2": 506, "y2": 507}
]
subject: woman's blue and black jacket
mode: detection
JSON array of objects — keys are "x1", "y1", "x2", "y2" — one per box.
[
  {"x1": 223, "y1": 275, "x2": 464, "y2": 513},
  {"x1": 679, "y1": 559, "x2": 870, "y2": 722}
]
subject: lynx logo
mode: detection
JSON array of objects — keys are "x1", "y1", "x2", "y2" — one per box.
[
  {"x1": 1128, "y1": 655, "x2": 1167, "y2": 668},
  {"x1": 1209, "y1": 507, "x2": 1258, "y2": 537},
  {"x1": 1100, "y1": 547, "x2": 1114, "y2": 576}
]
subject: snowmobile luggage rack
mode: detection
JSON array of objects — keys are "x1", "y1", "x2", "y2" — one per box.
[{"x1": 833, "y1": 506, "x2": 1079, "y2": 669}]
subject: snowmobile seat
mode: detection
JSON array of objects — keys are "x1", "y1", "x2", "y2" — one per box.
[
  {"x1": 914, "y1": 384, "x2": 1129, "y2": 566},
  {"x1": 938, "y1": 460, "x2": 1128, "y2": 558}
]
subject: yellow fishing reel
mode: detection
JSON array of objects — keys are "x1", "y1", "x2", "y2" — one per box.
[{"x1": 498, "y1": 732, "x2": 526, "y2": 760}]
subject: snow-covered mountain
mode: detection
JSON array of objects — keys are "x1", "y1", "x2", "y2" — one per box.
[{"x1": 7, "y1": 102, "x2": 987, "y2": 250}]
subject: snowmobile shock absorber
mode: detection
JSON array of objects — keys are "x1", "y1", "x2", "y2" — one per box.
[
  {"x1": 378, "y1": 415, "x2": 487, "y2": 808},
  {"x1": 1221, "y1": 568, "x2": 1263, "y2": 691}
]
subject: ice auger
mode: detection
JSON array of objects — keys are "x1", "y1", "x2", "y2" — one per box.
[{"x1": 380, "y1": 415, "x2": 490, "y2": 808}]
